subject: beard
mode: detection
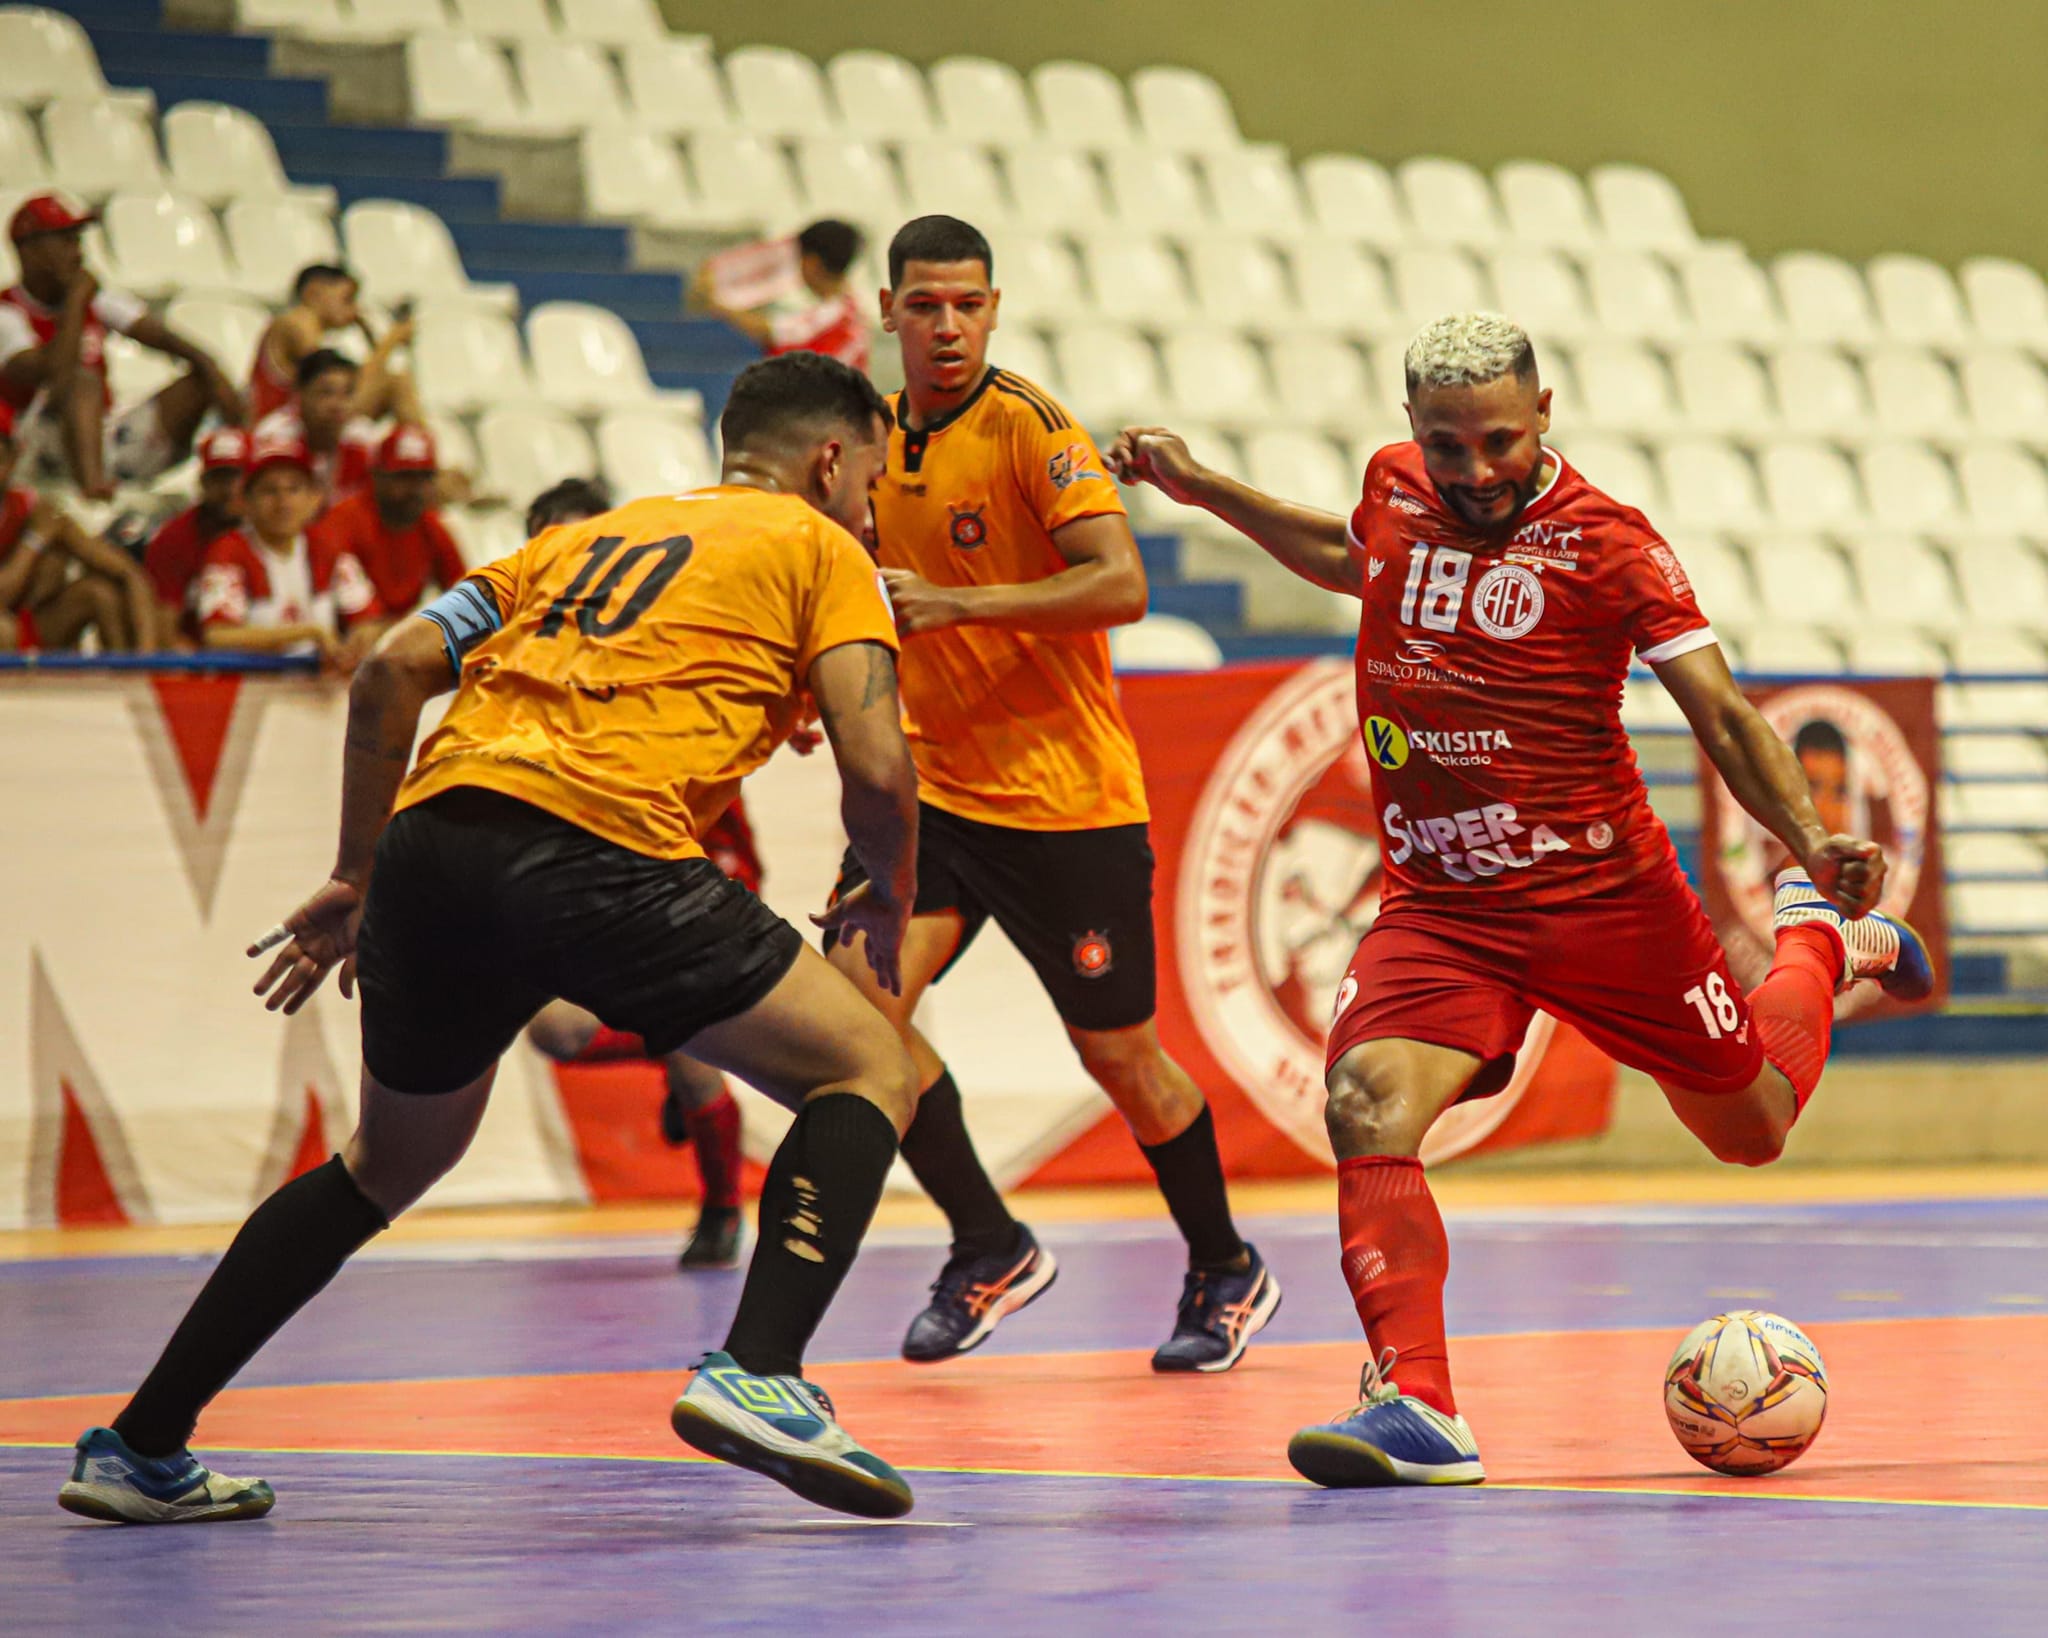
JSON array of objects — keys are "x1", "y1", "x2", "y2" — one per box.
[{"x1": 1441, "y1": 462, "x2": 1546, "y2": 535}]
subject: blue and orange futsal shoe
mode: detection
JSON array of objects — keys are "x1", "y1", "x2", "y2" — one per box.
[
  {"x1": 1772, "y1": 868, "x2": 1936, "y2": 1001},
  {"x1": 671, "y1": 1351, "x2": 913, "y2": 1519},
  {"x1": 901, "y1": 1224, "x2": 1059, "y2": 1362},
  {"x1": 1287, "y1": 1351, "x2": 1486, "y2": 1488},
  {"x1": 1151, "y1": 1243, "x2": 1283, "y2": 1373},
  {"x1": 57, "y1": 1427, "x2": 276, "y2": 1523}
]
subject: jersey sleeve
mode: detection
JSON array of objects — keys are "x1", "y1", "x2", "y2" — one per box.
[
  {"x1": 1347, "y1": 447, "x2": 1393, "y2": 557},
  {"x1": 461, "y1": 537, "x2": 539, "y2": 622},
  {"x1": 1011, "y1": 408, "x2": 1126, "y2": 533},
  {"x1": 796, "y1": 519, "x2": 902, "y2": 676},
  {"x1": 1615, "y1": 528, "x2": 1716, "y2": 664}
]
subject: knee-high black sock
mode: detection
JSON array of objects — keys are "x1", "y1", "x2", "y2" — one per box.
[
  {"x1": 895, "y1": 1069, "x2": 1016, "y2": 1261},
  {"x1": 1140, "y1": 1105, "x2": 1246, "y2": 1270},
  {"x1": 113, "y1": 1155, "x2": 388, "y2": 1457},
  {"x1": 721, "y1": 1092, "x2": 898, "y2": 1380}
]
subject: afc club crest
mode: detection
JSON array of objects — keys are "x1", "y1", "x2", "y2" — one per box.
[
  {"x1": 1073, "y1": 929, "x2": 1113, "y2": 978},
  {"x1": 948, "y1": 504, "x2": 988, "y2": 550},
  {"x1": 1471, "y1": 563, "x2": 1545, "y2": 640}
]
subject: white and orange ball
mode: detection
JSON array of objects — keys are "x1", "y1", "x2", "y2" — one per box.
[{"x1": 1663, "y1": 1310, "x2": 1828, "y2": 1476}]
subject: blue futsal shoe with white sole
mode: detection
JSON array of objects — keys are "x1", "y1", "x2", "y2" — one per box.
[
  {"x1": 58, "y1": 1427, "x2": 275, "y2": 1523},
  {"x1": 1151, "y1": 1243, "x2": 1283, "y2": 1373},
  {"x1": 671, "y1": 1351, "x2": 912, "y2": 1518},
  {"x1": 1287, "y1": 1351, "x2": 1485, "y2": 1488},
  {"x1": 1773, "y1": 867, "x2": 1935, "y2": 1001},
  {"x1": 902, "y1": 1224, "x2": 1059, "y2": 1363}
]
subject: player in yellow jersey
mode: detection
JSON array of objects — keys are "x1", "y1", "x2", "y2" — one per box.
[
  {"x1": 61, "y1": 354, "x2": 927, "y2": 1523},
  {"x1": 826, "y1": 216, "x2": 1280, "y2": 1372}
]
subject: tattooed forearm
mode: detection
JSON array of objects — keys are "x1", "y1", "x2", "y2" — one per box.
[{"x1": 344, "y1": 711, "x2": 414, "y2": 763}]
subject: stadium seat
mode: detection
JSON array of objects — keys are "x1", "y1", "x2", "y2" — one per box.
[
  {"x1": 1867, "y1": 253, "x2": 1972, "y2": 349},
  {"x1": 1076, "y1": 235, "x2": 1193, "y2": 325},
  {"x1": 1678, "y1": 246, "x2": 1784, "y2": 344},
  {"x1": 827, "y1": 50, "x2": 937, "y2": 143},
  {"x1": 1106, "y1": 148, "x2": 1212, "y2": 234},
  {"x1": 1847, "y1": 534, "x2": 1964, "y2": 626},
  {"x1": 1767, "y1": 347, "x2": 1873, "y2": 440},
  {"x1": 476, "y1": 405, "x2": 597, "y2": 500},
  {"x1": 42, "y1": 98, "x2": 165, "y2": 200},
  {"x1": 162, "y1": 103, "x2": 309, "y2": 209},
  {"x1": 527, "y1": 301, "x2": 669, "y2": 414},
  {"x1": 793, "y1": 137, "x2": 909, "y2": 227},
  {"x1": 1588, "y1": 163, "x2": 1697, "y2": 252},
  {"x1": 1659, "y1": 439, "x2": 1767, "y2": 530},
  {"x1": 1396, "y1": 156, "x2": 1503, "y2": 248},
  {"x1": 1843, "y1": 625, "x2": 1948, "y2": 675},
  {"x1": 1957, "y1": 444, "x2": 2048, "y2": 532},
  {"x1": 235, "y1": 1, "x2": 344, "y2": 39},
  {"x1": 1772, "y1": 252, "x2": 1877, "y2": 346},
  {"x1": 0, "y1": 106, "x2": 49, "y2": 186},
  {"x1": 413, "y1": 305, "x2": 535, "y2": 414},
  {"x1": 1051, "y1": 323, "x2": 1166, "y2": 426},
  {"x1": 1583, "y1": 248, "x2": 1689, "y2": 342},
  {"x1": 1671, "y1": 341, "x2": 1780, "y2": 436},
  {"x1": 324, "y1": 0, "x2": 453, "y2": 43},
  {"x1": 0, "y1": 8, "x2": 116, "y2": 107},
  {"x1": 1029, "y1": 61, "x2": 1139, "y2": 152},
  {"x1": 991, "y1": 328, "x2": 1061, "y2": 395},
  {"x1": 1202, "y1": 149, "x2": 1308, "y2": 239},
  {"x1": 556, "y1": 0, "x2": 662, "y2": 44},
  {"x1": 1960, "y1": 257, "x2": 2048, "y2": 353},
  {"x1": 1289, "y1": 241, "x2": 1400, "y2": 339},
  {"x1": 581, "y1": 128, "x2": 694, "y2": 227},
  {"x1": 1750, "y1": 534, "x2": 1859, "y2": 623},
  {"x1": 1960, "y1": 349, "x2": 2048, "y2": 439},
  {"x1": 981, "y1": 231, "x2": 1087, "y2": 325},
  {"x1": 449, "y1": 0, "x2": 555, "y2": 38},
  {"x1": 1111, "y1": 614, "x2": 1224, "y2": 672},
  {"x1": 1299, "y1": 153, "x2": 1408, "y2": 249},
  {"x1": 1131, "y1": 65, "x2": 1243, "y2": 154},
  {"x1": 1267, "y1": 334, "x2": 1384, "y2": 437},
  {"x1": 1620, "y1": 675, "x2": 1688, "y2": 728},
  {"x1": 1571, "y1": 342, "x2": 1681, "y2": 438},
  {"x1": 163, "y1": 293, "x2": 268, "y2": 382},
  {"x1": 1946, "y1": 628, "x2": 2048, "y2": 674},
  {"x1": 1741, "y1": 623, "x2": 1846, "y2": 674},
  {"x1": 723, "y1": 45, "x2": 836, "y2": 140},
  {"x1": 900, "y1": 144, "x2": 1012, "y2": 225},
  {"x1": 620, "y1": 38, "x2": 733, "y2": 135},
  {"x1": 1557, "y1": 434, "x2": 1663, "y2": 512},
  {"x1": 442, "y1": 502, "x2": 523, "y2": 571},
  {"x1": 1952, "y1": 537, "x2": 2048, "y2": 626},
  {"x1": 1162, "y1": 329, "x2": 1275, "y2": 428},
  {"x1": 597, "y1": 409, "x2": 716, "y2": 498},
  {"x1": 407, "y1": 35, "x2": 570, "y2": 137},
  {"x1": 101, "y1": 330, "x2": 182, "y2": 404},
  {"x1": 1945, "y1": 832, "x2": 2048, "y2": 877},
  {"x1": 1391, "y1": 247, "x2": 1489, "y2": 332},
  {"x1": 1484, "y1": 248, "x2": 1593, "y2": 343},
  {"x1": 101, "y1": 191, "x2": 238, "y2": 299},
  {"x1": 1942, "y1": 679, "x2": 2048, "y2": 725},
  {"x1": 1006, "y1": 146, "x2": 1114, "y2": 233},
  {"x1": 1760, "y1": 442, "x2": 1866, "y2": 530},
  {"x1": 680, "y1": 132, "x2": 804, "y2": 234},
  {"x1": 1245, "y1": 427, "x2": 1360, "y2": 514},
  {"x1": 1855, "y1": 444, "x2": 1962, "y2": 532},
  {"x1": 1494, "y1": 159, "x2": 1599, "y2": 250},
  {"x1": 1864, "y1": 347, "x2": 1968, "y2": 443},
  {"x1": 343, "y1": 200, "x2": 515, "y2": 311},
  {"x1": 511, "y1": 41, "x2": 620, "y2": 129},
  {"x1": 1946, "y1": 788, "x2": 2048, "y2": 834},
  {"x1": 1944, "y1": 732, "x2": 2048, "y2": 781},
  {"x1": 224, "y1": 194, "x2": 341, "y2": 301},
  {"x1": 930, "y1": 56, "x2": 1040, "y2": 146},
  {"x1": 1663, "y1": 534, "x2": 1757, "y2": 624},
  {"x1": 1187, "y1": 238, "x2": 1293, "y2": 329}
]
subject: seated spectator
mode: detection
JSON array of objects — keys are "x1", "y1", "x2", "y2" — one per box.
[
  {"x1": 0, "y1": 401, "x2": 158, "y2": 653},
  {"x1": 525, "y1": 475, "x2": 611, "y2": 538},
  {"x1": 0, "y1": 193, "x2": 243, "y2": 500},
  {"x1": 143, "y1": 426, "x2": 249, "y2": 645},
  {"x1": 197, "y1": 427, "x2": 376, "y2": 670},
  {"x1": 248, "y1": 264, "x2": 420, "y2": 428},
  {"x1": 253, "y1": 348, "x2": 377, "y2": 515},
  {"x1": 310, "y1": 425, "x2": 465, "y2": 654},
  {"x1": 688, "y1": 219, "x2": 869, "y2": 374}
]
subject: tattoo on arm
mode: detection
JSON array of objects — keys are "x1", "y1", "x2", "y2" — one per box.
[
  {"x1": 344, "y1": 715, "x2": 412, "y2": 763},
  {"x1": 859, "y1": 644, "x2": 895, "y2": 709}
]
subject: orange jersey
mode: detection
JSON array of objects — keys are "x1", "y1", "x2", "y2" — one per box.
[
  {"x1": 396, "y1": 486, "x2": 898, "y2": 860},
  {"x1": 874, "y1": 369, "x2": 1147, "y2": 829}
]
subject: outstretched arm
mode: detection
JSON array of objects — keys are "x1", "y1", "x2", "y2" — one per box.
[
  {"x1": 1654, "y1": 643, "x2": 1885, "y2": 916},
  {"x1": 881, "y1": 511, "x2": 1147, "y2": 636},
  {"x1": 126, "y1": 312, "x2": 244, "y2": 423},
  {"x1": 1106, "y1": 425, "x2": 1360, "y2": 596}
]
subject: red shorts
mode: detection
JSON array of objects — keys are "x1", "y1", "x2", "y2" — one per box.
[{"x1": 1327, "y1": 868, "x2": 1764, "y2": 1098}]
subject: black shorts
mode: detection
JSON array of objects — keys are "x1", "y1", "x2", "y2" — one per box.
[
  {"x1": 830, "y1": 801, "x2": 1157, "y2": 1033},
  {"x1": 357, "y1": 788, "x2": 803, "y2": 1094}
]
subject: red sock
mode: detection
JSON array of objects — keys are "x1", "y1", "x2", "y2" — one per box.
[
  {"x1": 1751, "y1": 925, "x2": 1838, "y2": 1115},
  {"x1": 685, "y1": 1091, "x2": 743, "y2": 1210},
  {"x1": 1336, "y1": 1156, "x2": 1455, "y2": 1416}
]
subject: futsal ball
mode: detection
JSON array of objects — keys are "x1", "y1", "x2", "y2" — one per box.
[{"x1": 1663, "y1": 1310, "x2": 1828, "y2": 1476}]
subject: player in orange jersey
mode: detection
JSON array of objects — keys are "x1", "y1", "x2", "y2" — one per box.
[
  {"x1": 64, "y1": 353, "x2": 928, "y2": 1523},
  {"x1": 827, "y1": 216, "x2": 1279, "y2": 1373}
]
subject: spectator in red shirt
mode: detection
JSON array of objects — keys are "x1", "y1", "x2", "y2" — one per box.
[
  {"x1": 313, "y1": 423, "x2": 467, "y2": 665},
  {"x1": 144, "y1": 426, "x2": 249, "y2": 645},
  {"x1": 252, "y1": 348, "x2": 377, "y2": 515},
  {"x1": 689, "y1": 219, "x2": 870, "y2": 375},
  {"x1": 248, "y1": 263, "x2": 421, "y2": 428}
]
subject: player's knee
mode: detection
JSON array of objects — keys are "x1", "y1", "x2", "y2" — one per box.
[
  {"x1": 1323, "y1": 1056, "x2": 1419, "y2": 1157},
  {"x1": 1706, "y1": 1121, "x2": 1787, "y2": 1168},
  {"x1": 1071, "y1": 1029, "x2": 1151, "y2": 1098},
  {"x1": 524, "y1": 1015, "x2": 588, "y2": 1062},
  {"x1": 661, "y1": 1052, "x2": 728, "y2": 1109}
]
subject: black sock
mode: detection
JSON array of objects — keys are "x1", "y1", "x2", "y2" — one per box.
[
  {"x1": 1139, "y1": 1105, "x2": 1246, "y2": 1270},
  {"x1": 896, "y1": 1069, "x2": 1016, "y2": 1260},
  {"x1": 113, "y1": 1155, "x2": 388, "y2": 1457},
  {"x1": 721, "y1": 1093, "x2": 898, "y2": 1379}
]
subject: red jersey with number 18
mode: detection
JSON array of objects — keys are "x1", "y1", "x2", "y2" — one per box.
[{"x1": 1348, "y1": 442, "x2": 1716, "y2": 910}]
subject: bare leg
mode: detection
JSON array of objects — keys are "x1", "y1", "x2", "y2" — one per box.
[
  {"x1": 1065, "y1": 1018, "x2": 1205, "y2": 1145},
  {"x1": 525, "y1": 999, "x2": 601, "y2": 1061},
  {"x1": 142, "y1": 370, "x2": 213, "y2": 465}
]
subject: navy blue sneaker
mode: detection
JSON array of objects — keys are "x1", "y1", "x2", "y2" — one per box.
[
  {"x1": 671, "y1": 1351, "x2": 911, "y2": 1518},
  {"x1": 901, "y1": 1225, "x2": 1058, "y2": 1362},
  {"x1": 1288, "y1": 1351, "x2": 1485, "y2": 1488},
  {"x1": 1773, "y1": 868, "x2": 1936, "y2": 1001},
  {"x1": 58, "y1": 1427, "x2": 275, "y2": 1523},
  {"x1": 1151, "y1": 1243, "x2": 1282, "y2": 1373}
]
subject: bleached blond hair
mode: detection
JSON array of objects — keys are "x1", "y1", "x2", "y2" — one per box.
[{"x1": 1403, "y1": 312, "x2": 1538, "y2": 397}]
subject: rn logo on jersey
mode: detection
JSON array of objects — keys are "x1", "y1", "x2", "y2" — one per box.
[
  {"x1": 1471, "y1": 563, "x2": 1545, "y2": 640},
  {"x1": 948, "y1": 504, "x2": 988, "y2": 550},
  {"x1": 1073, "y1": 929, "x2": 1113, "y2": 978},
  {"x1": 1365, "y1": 715, "x2": 1409, "y2": 769}
]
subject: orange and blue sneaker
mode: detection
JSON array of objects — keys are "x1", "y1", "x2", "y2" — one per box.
[
  {"x1": 1772, "y1": 867, "x2": 1935, "y2": 1000},
  {"x1": 57, "y1": 1427, "x2": 275, "y2": 1523},
  {"x1": 901, "y1": 1224, "x2": 1059, "y2": 1363},
  {"x1": 671, "y1": 1351, "x2": 912, "y2": 1518},
  {"x1": 1151, "y1": 1243, "x2": 1283, "y2": 1373},
  {"x1": 1287, "y1": 1350, "x2": 1486, "y2": 1488}
]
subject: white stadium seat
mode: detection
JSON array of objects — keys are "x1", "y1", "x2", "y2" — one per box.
[
  {"x1": 990, "y1": 330, "x2": 1060, "y2": 395},
  {"x1": 1961, "y1": 257, "x2": 2048, "y2": 353},
  {"x1": 408, "y1": 35, "x2": 569, "y2": 137},
  {"x1": 449, "y1": 0, "x2": 554, "y2": 38},
  {"x1": 1006, "y1": 145, "x2": 1113, "y2": 233},
  {"x1": 442, "y1": 503, "x2": 524, "y2": 572},
  {"x1": 1772, "y1": 251, "x2": 1877, "y2": 346},
  {"x1": 1679, "y1": 246, "x2": 1784, "y2": 345},
  {"x1": 344, "y1": 199, "x2": 513, "y2": 309},
  {"x1": 1030, "y1": 60, "x2": 1138, "y2": 152},
  {"x1": 1111, "y1": 615, "x2": 1224, "y2": 672},
  {"x1": 1485, "y1": 248, "x2": 1592, "y2": 343},
  {"x1": 1131, "y1": 65, "x2": 1243, "y2": 154},
  {"x1": 1051, "y1": 323, "x2": 1165, "y2": 426},
  {"x1": 1391, "y1": 247, "x2": 1488, "y2": 332},
  {"x1": 1246, "y1": 429, "x2": 1356, "y2": 515},
  {"x1": 1268, "y1": 334, "x2": 1385, "y2": 437},
  {"x1": 1106, "y1": 148, "x2": 1212, "y2": 234},
  {"x1": 101, "y1": 190, "x2": 237, "y2": 299},
  {"x1": 1867, "y1": 253, "x2": 1972, "y2": 349},
  {"x1": 581, "y1": 128, "x2": 694, "y2": 227},
  {"x1": 1953, "y1": 539, "x2": 2048, "y2": 627},
  {"x1": 1583, "y1": 248, "x2": 1689, "y2": 342},
  {"x1": 527, "y1": 301, "x2": 662, "y2": 414},
  {"x1": 1742, "y1": 624, "x2": 1846, "y2": 674},
  {"x1": 0, "y1": 7, "x2": 115, "y2": 107},
  {"x1": 1767, "y1": 347, "x2": 1872, "y2": 440},
  {"x1": 1290, "y1": 241, "x2": 1400, "y2": 339},
  {"x1": 827, "y1": 50, "x2": 936, "y2": 143},
  {"x1": 1751, "y1": 535, "x2": 1859, "y2": 624},
  {"x1": 900, "y1": 144, "x2": 1011, "y2": 225},
  {"x1": 1659, "y1": 439, "x2": 1767, "y2": 531},
  {"x1": 1942, "y1": 680, "x2": 2048, "y2": 727},
  {"x1": 164, "y1": 292, "x2": 268, "y2": 381},
  {"x1": 1556, "y1": 434, "x2": 1663, "y2": 512},
  {"x1": 556, "y1": 0, "x2": 663, "y2": 44},
  {"x1": 1847, "y1": 535, "x2": 1964, "y2": 627},
  {"x1": 162, "y1": 102, "x2": 296, "y2": 207},
  {"x1": 1855, "y1": 444, "x2": 1961, "y2": 532},
  {"x1": 1162, "y1": 329, "x2": 1274, "y2": 428},
  {"x1": 476, "y1": 405, "x2": 597, "y2": 499},
  {"x1": 1202, "y1": 149, "x2": 1308, "y2": 239},
  {"x1": 43, "y1": 98, "x2": 165, "y2": 199},
  {"x1": 1960, "y1": 349, "x2": 2048, "y2": 438},
  {"x1": 597, "y1": 409, "x2": 716, "y2": 498},
  {"x1": 101, "y1": 330, "x2": 181, "y2": 403},
  {"x1": 1946, "y1": 833, "x2": 2048, "y2": 876},
  {"x1": 1843, "y1": 626, "x2": 1949, "y2": 674},
  {"x1": 724, "y1": 45, "x2": 836, "y2": 139},
  {"x1": 1944, "y1": 733, "x2": 2048, "y2": 781},
  {"x1": 511, "y1": 41, "x2": 619, "y2": 130},
  {"x1": 1947, "y1": 629, "x2": 2048, "y2": 674},
  {"x1": 1946, "y1": 787, "x2": 2048, "y2": 831},
  {"x1": 1299, "y1": 153, "x2": 1408, "y2": 249},
  {"x1": 224, "y1": 194, "x2": 340, "y2": 301},
  {"x1": 1397, "y1": 156, "x2": 1503, "y2": 248},
  {"x1": 0, "y1": 106, "x2": 50, "y2": 185},
  {"x1": 326, "y1": 0, "x2": 453, "y2": 43},
  {"x1": 1076, "y1": 235, "x2": 1193, "y2": 325},
  {"x1": 1187, "y1": 238, "x2": 1293, "y2": 328},
  {"x1": 681, "y1": 132, "x2": 804, "y2": 234},
  {"x1": 793, "y1": 137, "x2": 908, "y2": 226},
  {"x1": 1671, "y1": 342, "x2": 1779, "y2": 436},
  {"x1": 423, "y1": 414, "x2": 477, "y2": 482},
  {"x1": 1663, "y1": 535, "x2": 1758, "y2": 625},
  {"x1": 620, "y1": 39, "x2": 733, "y2": 135},
  {"x1": 930, "y1": 56, "x2": 1039, "y2": 146},
  {"x1": 1571, "y1": 342, "x2": 1681, "y2": 438},
  {"x1": 1760, "y1": 442, "x2": 1866, "y2": 530},
  {"x1": 1589, "y1": 163, "x2": 1697, "y2": 253},
  {"x1": 412, "y1": 305, "x2": 534, "y2": 414},
  {"x1": 982, "y1": 232, "x2": 1086, "y2": 325},
  {"x1": 1862, "y1": 347, "x2": 1966, "y2": 443},
  {"x1": 1494, "y1": 159, "x2": 1598, "y2": 250},
  {"x1": 1957, "y1": 444, "x2": 2048, "y2": 532}
]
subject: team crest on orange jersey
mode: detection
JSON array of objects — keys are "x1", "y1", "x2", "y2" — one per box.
[
  {"x1": 1073, "y1": 929, "x2": 1113, "y2": 978},
  {"x1": 948, "y1": 504, "x2": 988, "y2": 550}
]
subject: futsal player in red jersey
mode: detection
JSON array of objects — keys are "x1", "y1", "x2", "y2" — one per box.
[{"x1": 1109, "y1": 312, "x2": 1934, "y2": 1488}]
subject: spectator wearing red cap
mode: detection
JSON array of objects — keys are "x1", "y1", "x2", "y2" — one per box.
[
  {"x1": 143, "y1": 426, "x2": 250, "y2": 645},
  {"x1": 197, "y1": 428, "x2": 378, "y2": 670},
  {"x1": 312, "y1": 423, "x2": 467, "y2": 663},
  {"x1": 0, "y1": 192, "x2": 243, "y2": 500},
  {"x1": 249, "y1": 264, "x2": 422, "y2": 428},
  {"x1": 253, "y1": 348, "x2": 378, "y2": 516}
]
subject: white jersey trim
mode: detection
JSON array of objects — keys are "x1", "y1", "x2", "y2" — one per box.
[{"x1": 1638, "y1": 625, "x2": 1718, "y2": 664}]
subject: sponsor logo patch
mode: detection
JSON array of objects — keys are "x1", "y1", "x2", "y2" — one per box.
[
  {"x1": 1646, "y1": 541, "x2": 1694, "y2": 599},
  {"x1": 1073, "y1": 929, "x2": 1113, "y2": 977},
  {"x1": 1047, "y1": 443, "x2": 1106, "y2": 490},
  {"x1": 1364, "y1": 715, "x2": 1409, "y2": 769}
]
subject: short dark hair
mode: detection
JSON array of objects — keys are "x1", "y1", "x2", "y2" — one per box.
[
  {"x1": 797, "y1": 219, "x2": 863, "y2": 277},
  {"x1": 293, "y1": 263, "x2": 355, "y2": 300},
  {"x1": 296, "y1": 347, "x2": 358, "y2": 390},
  {"x1": 525, "y1": 476, "x2": 612, "y2": 538},
  {"x1": 719, "y1": 350, "x2": 891, "y2": 457},
  {"x1": 887, "y1": 214, "x2": 992, "y2": 287},
  {"x1": 1794, "y1": 719, "x2": 1849, "y2": 760}
]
